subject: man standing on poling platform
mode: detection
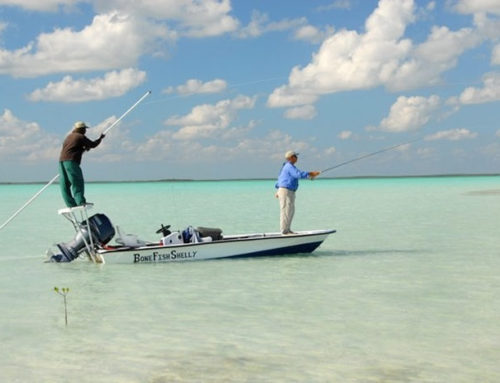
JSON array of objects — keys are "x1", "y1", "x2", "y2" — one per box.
[{"x1": 58, "y1": 121, "x2": 105, "y2": 207}]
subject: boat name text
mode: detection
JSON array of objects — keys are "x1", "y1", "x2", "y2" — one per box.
[{"x1": 133, "y1": 250, "x2": 198, "y2": 263}]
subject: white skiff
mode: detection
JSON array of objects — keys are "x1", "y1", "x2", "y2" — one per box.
[
  {"x1": 98, "y1": 229, "x2": 335, "y2": 264},
  {"x1": 47, "y1": 205, "x2": 335, "y2": 264}
]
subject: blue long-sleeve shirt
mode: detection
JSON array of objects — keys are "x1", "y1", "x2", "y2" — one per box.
[{"x1": 275, "y1": 162, "x2": 309, "y2": 191}]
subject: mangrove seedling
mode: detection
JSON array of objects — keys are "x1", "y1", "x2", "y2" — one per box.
[{"x1": 54, "y1": 287, "x2": 70, "y2": 326}]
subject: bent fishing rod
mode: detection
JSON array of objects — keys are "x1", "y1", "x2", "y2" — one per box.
[
  {"x1": 0, "y1": 90, "x2": 152, "y2": 231},
  {"x1": 320, "y1": 137, "x2": 422, "y2": 175}
]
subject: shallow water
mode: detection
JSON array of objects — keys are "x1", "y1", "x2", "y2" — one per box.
[{"x1": 0, "y1": 176, "x2": 499, "y2": 382}]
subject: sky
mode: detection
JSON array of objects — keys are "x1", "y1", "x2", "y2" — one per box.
[{"x1": 0, "y1": 0, "x2": 499, "y2": 182}]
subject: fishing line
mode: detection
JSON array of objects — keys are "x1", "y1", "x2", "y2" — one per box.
[
  {"x1": 142, "y1": 76, "x2": 287, "y2": 106},
  {"x1": 320, "y1": 137, "x2": 423, "y2": 174},
  {"x1": 142, "y1": 74, "x2": 483, "y2": 107}
]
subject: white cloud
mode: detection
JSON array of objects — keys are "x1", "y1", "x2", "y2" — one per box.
[
  {"x1": 379, "y1": 95, "x2": 440, "y2": 132},
  {"x1": 457, "y1": 72, "x2": 500, "y2": 104},
  {"x1": 390, "y1": 25, "x2": 481, "y2": 90},
  {"x1": 492, "y1": 44, "x2": 500, "y2": 65},
  {"x1": 284, "y1": 105, "x2": 317, "y2": 120},
  {"x1": 132, "y1": 128, "x2": 315, "y2": 164},
  {"x1": 425, "y1": 128, "x2": 477, "y2": 141},
  {"x1": 268, "y1": 0, "x2": 416, "y2": 107},
  {"x1": 233, "y1": 130, "x2": 314, "y2": 161},
  {"x1": 317, "y1": 0, "x2": 352, "y2": 11},
  {"x1": 0, "y1": 109, "x2": 60, "y2": 161},
  {"x1": 324, "y1": 146, "x2": 336, "y2": 155},
  {"x1": 472, "y1": 12, "x2": 500, "y2": 41},
  {"x1": 338, "y1": 130, "x2": 352, "y2": 140},
  {"x1": 267, "y1": 0, "x2": 484, "y2": 109},
  {"x1": 82, "y1": 115, "x2": 141, "y2": 163},
  {"x1": 165, "y1": 95, "x2": 256, "y2": 140},
  {"x1": 396, "y1": 143, "x2": 412, "y2": 152},
  {"x1": 0, "y1": 0, "x2": 79, "y2": 12},
  {"x1": 163, "y1": 78, "x2": 227, "y2": 95},
  {"x1": 416, "y1": 147, "x2": 435, "y2": 158},
  {"x1": 453, "y1": 0, "x2": 500, "y2": 15},
  {"x1": 267, "y1": 89, "x2": 319, "y2": 109},
  {"x1": 1, "y1": 107, "x2": 147, "y2": 164},
  {"x1": 94, "y1": 0, "x2": 239, "y2": 38},
  {"x1": 293, "y1": 25, "x2": 335, "y2": 44},
  {"x1": 220, "y1": 120, "x2": 256, "y2": 140},
  {"x1": 1, "y1": 0, "x2": 239, "y2": 37},
  {"x1": 28, "y1": 68, "x2": 146, "y2": 102},
  {"x1": 237, "y1": 10, "x2": 306, "y2": 38},
  {"x1": 0, "y1": 11, "x2": 170, "y2": 77}
]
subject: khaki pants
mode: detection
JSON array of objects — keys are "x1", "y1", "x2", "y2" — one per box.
[{"x1": 277, "y1": 187, "x2": 295, "y2": 234}]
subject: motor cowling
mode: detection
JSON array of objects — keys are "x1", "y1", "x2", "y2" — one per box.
[{"x1": 51, "y1": 214, "x2": 115, "y2": 262}]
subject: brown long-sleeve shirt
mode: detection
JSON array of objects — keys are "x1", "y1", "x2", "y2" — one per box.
[{"x1": 59, "y1": 132, "x2": 102, "y2": 164}]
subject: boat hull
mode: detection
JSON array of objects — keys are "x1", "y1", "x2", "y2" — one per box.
[{"x1": 98, "y1": 229, "x2": 335, "y2": 264}]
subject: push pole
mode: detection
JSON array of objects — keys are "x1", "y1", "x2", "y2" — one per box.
[
  {"x1": 0, "y1": 90, "x2": 152, "y2": 231},
  {"x1": 102, "y1": 90, "x2": 151, "y2": 135},
  {"x1": 0, "y1": 174, "x2": 60, "y2": 230}
]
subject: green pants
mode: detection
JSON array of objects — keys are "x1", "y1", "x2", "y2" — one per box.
[{"x1": 59, "y1": 161, "x2": 86, "y2": 207}]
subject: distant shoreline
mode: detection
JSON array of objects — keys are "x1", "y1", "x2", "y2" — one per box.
[{"x1": 1, "y1": 173, "x2": 499, "y2": 185}]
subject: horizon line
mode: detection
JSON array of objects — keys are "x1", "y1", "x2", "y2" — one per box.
[{"x1": 1, "y1": 172, "x2": 499, "y2": 185}]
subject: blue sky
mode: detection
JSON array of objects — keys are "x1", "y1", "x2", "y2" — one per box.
[{"x1": 0, "y1": 0, "x2": 499, "y2": 181}]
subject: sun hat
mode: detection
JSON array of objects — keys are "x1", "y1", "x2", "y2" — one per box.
[
  {"x1": 285, "y1": 150, "x2": 299, "y2": 159},
  {"x1": 73, "y1": 121, "x2": 88, "y2": 130}
]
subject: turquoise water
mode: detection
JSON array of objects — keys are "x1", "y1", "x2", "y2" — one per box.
[{"x1": 0, "y1": 177, "x2": 499, "y2": 382}]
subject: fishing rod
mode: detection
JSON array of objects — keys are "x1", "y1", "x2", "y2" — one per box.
[
  {"x1": 320, "y1": 137, "x2": 422, "y2": 174},
  {"x1": 0, "y1": 90, "x2": 152, "y2": 231}
]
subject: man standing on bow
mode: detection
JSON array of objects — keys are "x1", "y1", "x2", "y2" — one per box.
[
  {"x1": 58, "y1": 121, "x2": 105, "y2": 207},
  {"x1": 275, "y1": 151, "x2": 320, "y2": 235}
]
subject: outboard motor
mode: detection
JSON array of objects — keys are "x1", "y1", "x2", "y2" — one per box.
[{"x1": 51, "y1": 214, "x2": 115, "y2": 262}]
